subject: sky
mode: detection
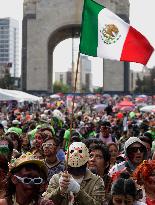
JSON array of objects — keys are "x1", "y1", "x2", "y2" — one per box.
[{"x1": 0, "y1": 0, "x2": 155, "y2": 86}]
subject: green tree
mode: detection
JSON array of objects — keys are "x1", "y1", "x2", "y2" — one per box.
[
  {"x1": 53, "y1": 81, "x2": 70, "y2": 93},
  {"x1": 0, "y1": 68, "x2": 14, "y2": 89},
  {"x1": 93, "y1": 86, "x2": 103, "y2": 94}
]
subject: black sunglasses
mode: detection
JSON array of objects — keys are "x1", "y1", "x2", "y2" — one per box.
[{"x1": 128, "y1": 146, "x2": 145, "y2": 153}]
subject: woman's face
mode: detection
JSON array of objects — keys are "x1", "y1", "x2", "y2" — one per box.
[
  {"x1": 112, "y1": 194, "x2": 134, "y2": 205},
  {"x1": 109, "y1": 144, "x2": 119, "y2": 160},
  {"x1": 22, "y1": 134, "x2": 29, "y2": 146}
]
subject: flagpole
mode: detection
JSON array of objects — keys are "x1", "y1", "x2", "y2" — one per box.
[{"x1": 66, "y1": 51, "x2": 80, "y2": 170}]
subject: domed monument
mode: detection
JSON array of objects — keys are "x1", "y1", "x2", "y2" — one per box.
[{"x1": 22, "y1": 0, "x2": 129, "y2": 93}]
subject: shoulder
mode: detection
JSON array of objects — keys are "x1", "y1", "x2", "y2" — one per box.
[
  {"x1": 86, "y1": 169, "x2": 104, "y2": 184},
  {"x1": 0, "y1": 199, "x2": 8, "y2": 205}
]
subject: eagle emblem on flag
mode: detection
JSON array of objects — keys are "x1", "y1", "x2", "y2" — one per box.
[{"x1": 100, "y1": 24, "x2": 121, "y2": 44}]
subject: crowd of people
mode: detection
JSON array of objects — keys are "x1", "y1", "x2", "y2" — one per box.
[{"x1": 0, "y1": 94, "x2": 155, "y2": 205}]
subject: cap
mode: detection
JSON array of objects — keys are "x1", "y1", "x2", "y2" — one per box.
[{"x1": 12, "y1": 120, "x2": 21, "y2": 125}]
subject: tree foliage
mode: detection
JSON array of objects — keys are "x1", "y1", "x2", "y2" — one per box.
[
  {"x1": 135, "y1": 68, "x2": 155, "y2": 94},
  {"x1": 93, "y1": 86, "x2": 103, "y2": 94},
  {"x1": 53, "y1": 81, "x2": 70, "y2": 93},
  {"x1": 0, "y1": 68, "x2": 14, "y2": 89}
]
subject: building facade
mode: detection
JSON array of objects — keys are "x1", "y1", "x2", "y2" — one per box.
[
  {"x1": 0, "y1": 18, "x2": 19, "y2": 78},
  {"x1": 55, "y1": 56, "x2": 92, "y2": 92}
]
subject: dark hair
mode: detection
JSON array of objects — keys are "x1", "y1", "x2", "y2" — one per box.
[
  {"x1": 99, "y1": 121, "x2": 111, "y2": 127},
  {"x1": 107, "y1": 142, "x2": 119, "y2": 151},
  {"x1": 89, "y1": 144, "x2": 110, "y2": 174},
  {"x1": 139, "y1": 135, "x2": 152, "y2": 147},
  {"x1": 111, "y1": 177, "x2": 137, "y2": 198},
  {"x1": 83, "y1": 137, "x2": 103, "y2": 149}
]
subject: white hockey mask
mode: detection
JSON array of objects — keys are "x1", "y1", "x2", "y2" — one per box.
[{"x1": 67, "y1": 142, "x2": 89, "y2": 167}]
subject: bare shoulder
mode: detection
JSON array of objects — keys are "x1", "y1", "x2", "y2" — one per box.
[{"x1": 0, "y1": 199, "x2": 8, "y2": 205}]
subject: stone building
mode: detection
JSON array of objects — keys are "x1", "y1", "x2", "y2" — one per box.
[{"x1": 22, "y1": 0, "x2": 129, "y2": 93}]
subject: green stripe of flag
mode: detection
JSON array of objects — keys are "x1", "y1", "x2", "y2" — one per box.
[{"x1": 79, "y1": 0, "x2": 104, "y2": 56}]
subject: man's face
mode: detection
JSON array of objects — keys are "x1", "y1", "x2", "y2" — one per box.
[
  {"x1": 127, "y1": 142, "x2": 145, "y2": 165},
  {"x1": 88, "y1": 149, "x2": 106, "y2": 177},
  {"x1": 42, "y1": 139, "x2": 58, "y2": 157}
]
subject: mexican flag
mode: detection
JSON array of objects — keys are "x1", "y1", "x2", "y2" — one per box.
[{"x1": 79, "y1": 0, "x2": 155, "y2": 67}]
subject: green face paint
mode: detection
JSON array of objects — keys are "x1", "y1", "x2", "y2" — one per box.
[{"x1": 0, "y1": 145, "x2": 10, "y2": 155}]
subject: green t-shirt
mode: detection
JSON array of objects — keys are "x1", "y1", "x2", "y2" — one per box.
[{"x1": 64, "y1": 129, "x2": 83, "y2": 151}]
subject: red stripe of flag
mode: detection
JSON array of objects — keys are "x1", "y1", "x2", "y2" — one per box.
[{"x1": 120, "y1": 26, "x2": 154, "y2": 65}]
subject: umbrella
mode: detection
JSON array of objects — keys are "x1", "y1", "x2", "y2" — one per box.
[
  {"x1": 125, "y1": 95, "x2": 132, "y2": 100},
  {"x1": 50, "y1": 94, "x2": 60, "y2": 99},
  {"x1": 86, "y1": 94, "x2": 96, "y2": 99},
  {"x1": 140, "y1": 105, "x2": 155, "y2": 112},
  {"x1": 117, "y1": 100, "x2": 134, "y2": 107},
  {"x1": 135, "y1": 97, "x2": 146, "y2": 102},
  {"x1": 103, "y1": 94, "x2": 111, "y2": 98},
  {"x1": 137, "y1": 94, "x2": 147, "y2": 98},
  {"x1": 93, "y1": 104, "x2": 107, "y2": 112},
  {"x1": 120, "y1": 106, "x2": 134, "y2": 112}
]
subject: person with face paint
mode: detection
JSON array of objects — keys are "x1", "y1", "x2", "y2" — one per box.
[
  {"x1": 0, "y1": 136, "x2": 13, "y2": 198},
  {"x1": 0, "y1": 152, "x2": 54, "y2": 205},
  {"x1": 109, "y1": 137, "x2": 147, "y2": 178},
  {"x1": 133, "y1": 160, "x2": 155, "y2": 205},
  {"x1": 43, "y1": 142, "x2": 105, "y2": 205}
]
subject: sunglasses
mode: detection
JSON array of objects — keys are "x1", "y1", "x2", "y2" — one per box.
[
  {"x1": 128, "y1": 146, "x2": 145, "y2": 153},
  {"x1": 42, "y1": 143, "x2": 57, "y2": 148},
  {"x1": 14, "y1": 175, "x2": 43, "y2": 185}
]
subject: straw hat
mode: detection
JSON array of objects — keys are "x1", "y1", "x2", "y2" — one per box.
[{"x1": 9, "y1": 152, "x2": 47, "y2": 176}]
